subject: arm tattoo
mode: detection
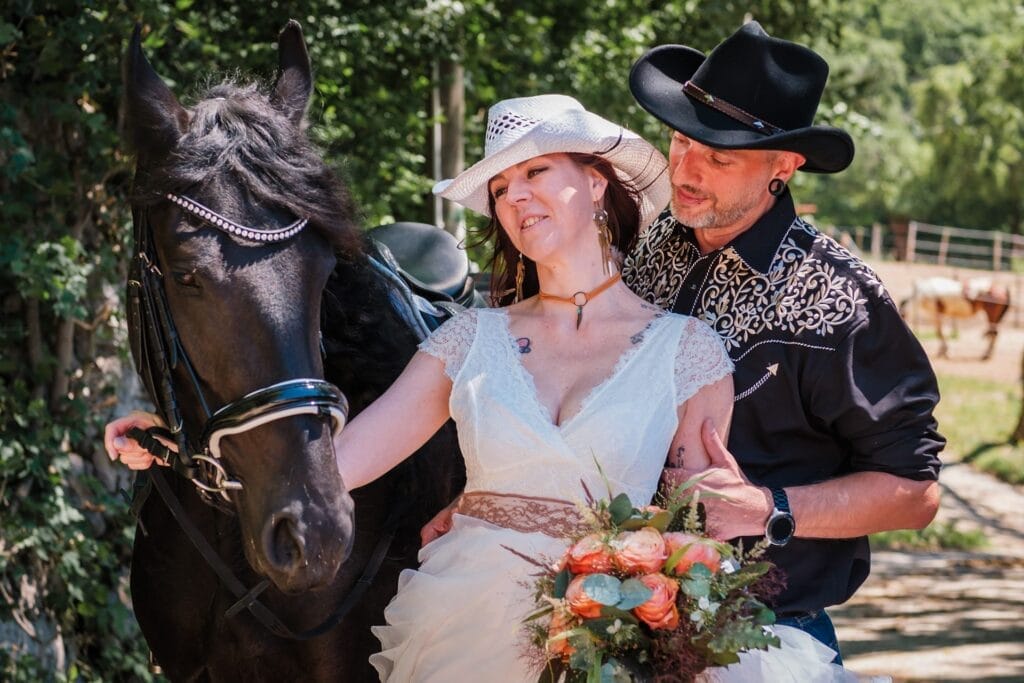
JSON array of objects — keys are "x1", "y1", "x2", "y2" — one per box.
[{"x1": 516, "y1": 337, "x2": 532, "y2": 354}]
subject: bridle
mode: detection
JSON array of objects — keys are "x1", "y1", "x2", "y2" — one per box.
[{"x1": 127, "y1": 193, "x2": 348, "y2": 502}]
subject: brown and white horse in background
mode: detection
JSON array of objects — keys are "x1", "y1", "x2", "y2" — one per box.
[{"x1": 900, "y1": 276, "x2": 1012, "y2": 360}]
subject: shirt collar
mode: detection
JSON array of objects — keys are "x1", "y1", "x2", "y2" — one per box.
[{"x1": 675, "y1": 190, "x2": 797, "y2": 275}]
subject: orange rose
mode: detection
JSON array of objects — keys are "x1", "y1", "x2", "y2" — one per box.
[
  {"x1": 564, "y1": 575, "x2": 605, "y2": 618},
  {"x1": 566, "y1": 533, "x2": 615, "y2": 574},
  {"x1": 613, "y1": 527, "x2": 667, "y2": 574},
  {"x1": 632, "y1": 573, "x2": 680, "y2": 630},
  {"x1": 663, "y1": 532, "x2": 721, "y2": 576},
  {"x1": 546, "y1": 608, "x2": 576, "y2": 658}
]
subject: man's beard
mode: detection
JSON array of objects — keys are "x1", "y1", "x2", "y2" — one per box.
[{"x1": 670, "y1": 183, "x2": 764, "y2": 230}]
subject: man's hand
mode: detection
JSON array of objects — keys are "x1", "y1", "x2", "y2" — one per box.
[
  {"x1": 103, "y1": 411, "x2": 173, "y2": 471},
  {"x1": 663, "y1": 420, "x2": 772, "y2": 540},
  {"x1": 420, "y1": 500, "x2": 457, "y2": 547}
]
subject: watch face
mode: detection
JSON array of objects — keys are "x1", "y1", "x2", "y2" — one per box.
[{"x1": 768, "y1": 513, "x2": 795, "y2": 545}]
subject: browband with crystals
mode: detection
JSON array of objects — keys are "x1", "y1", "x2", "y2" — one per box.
[
  {"x1": 682, "y1": 81, "x2": 785, "y2": 136},
  {"x1": 166, "y1": 193, "x2": 309, "y2": 243}
]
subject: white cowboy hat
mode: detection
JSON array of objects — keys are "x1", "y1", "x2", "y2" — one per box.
[{"x1": 433, "y1": 94, "x2": 670, "y2": 230}]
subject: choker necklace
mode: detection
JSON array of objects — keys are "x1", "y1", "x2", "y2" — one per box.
[{"x1": 539, "y1": 273, "x2": 621, "y2": 330}]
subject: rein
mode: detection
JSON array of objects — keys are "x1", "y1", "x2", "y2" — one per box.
[
  {"x1": 126, "y1": 193, "x2": 402, "y2": 639},
  {"x1": 129, "y1": 428, "x2": 411, "y2": 640}
]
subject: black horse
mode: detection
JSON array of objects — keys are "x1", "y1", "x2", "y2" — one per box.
[{"x1": 123, "y1": 21, "x2": 463, "y2": 681}]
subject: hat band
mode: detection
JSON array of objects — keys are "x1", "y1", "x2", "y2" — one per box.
[{"x1": 682, "y1": 81, "x2": 785, "y2": 136}]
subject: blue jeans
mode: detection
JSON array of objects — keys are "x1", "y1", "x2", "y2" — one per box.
[{"x1": 774, "y1": 610, "x2": 843, "y2": 665}]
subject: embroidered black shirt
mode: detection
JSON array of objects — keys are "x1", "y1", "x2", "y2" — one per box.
[{"x1": 623, "y1": 192, "x2": 944, "y2": 614}]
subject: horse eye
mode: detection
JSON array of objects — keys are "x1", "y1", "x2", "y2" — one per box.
[{"x1": 173, "y1": 271, "x2": 200, "y2": 288}]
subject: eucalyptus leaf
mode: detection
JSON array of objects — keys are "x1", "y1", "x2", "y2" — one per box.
[
  {"x1": 615, "y1": 578, "x2": 652, "y2": 610},
  {"x1": 568, "y1": 631, "x2": 599, "y2": 672},
  {"x1": 600, "y1": 658, "x2": 634, "y2": 683},
  {"x1": 689, "y1": 562, "x2": 713, "y2": 581},
  {"x1": 553, "y1": 567, "x2": 572, "y2": 599},
  {"x1": 582, "y1": 573, "x2": 622, "y2": 606},
  {"x1": 680, "y1": 565, "x2": 711, "y2": 598},
  {"x1": 608, "y1": 493, "x2": 634, "y2": 525}
]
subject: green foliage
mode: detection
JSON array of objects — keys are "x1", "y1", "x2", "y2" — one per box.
[
  {"x1": 871, "y1": 521, "x2": 988, "y2": 552},
  {"x1": 2, "y1": 1, "x2": 150, "y2": 677},
  {"x1": 933, "y1": 371, "x2": 1024, "y2": 486},
  {"x1": 0, "y1": 379, "x2": 152, "y2": 680},
  {"x1": 798, "y1": 0, "x2": 1023, "y2": 231},
  {"x1": 911, "y1": 10, "x2": 1024, "y2": 232}
]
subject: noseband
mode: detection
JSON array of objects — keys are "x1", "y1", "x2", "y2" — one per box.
[{"x1": 127, "y1": 193, "x2": 348, "y2": 503}]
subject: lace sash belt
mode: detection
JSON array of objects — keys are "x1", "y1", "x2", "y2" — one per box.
[{"x1": 455, "y1": 491, "x2": 587, "y2": 539}]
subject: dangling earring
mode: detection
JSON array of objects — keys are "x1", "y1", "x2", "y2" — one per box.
[
  {"x1": 514, "y1": 251, "x2": 525, "y2": 303},
  {"x1": 594, "y1": 205, "x2": 612, "y2": 276},
  {"x1": 768, "y1": 178, "x2": 786, "y2": 197}
]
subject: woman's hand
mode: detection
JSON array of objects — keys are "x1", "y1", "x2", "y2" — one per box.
[{"x1": 103, "y1": 411, "x2": 174, "y2": 470}]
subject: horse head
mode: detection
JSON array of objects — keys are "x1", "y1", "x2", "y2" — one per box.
[{"x1": 124, "y1": 21, "x2": 357, "y2": 594}]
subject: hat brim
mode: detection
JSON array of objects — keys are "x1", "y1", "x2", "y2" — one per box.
[
  {"x1": 630, "y1": 45, "x2": 854, "y2": 174},
  {"x1": 433, "y1": 108, "x2": 670, "y2": 232}
]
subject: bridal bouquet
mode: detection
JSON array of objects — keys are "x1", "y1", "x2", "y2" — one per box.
[{"x1": 523, "y1": 480, "x2": 781, "y2": 682}]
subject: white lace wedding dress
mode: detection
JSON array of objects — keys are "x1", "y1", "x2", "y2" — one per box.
[{"x1": 369, "y1": 308, "x2": 858, "y2": 683}]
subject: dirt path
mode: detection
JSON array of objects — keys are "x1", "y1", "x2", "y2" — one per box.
[{"x1": 829, "y1": 260, "x2": 1024, "y2": 682}]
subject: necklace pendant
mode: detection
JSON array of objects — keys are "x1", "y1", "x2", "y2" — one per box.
[{"x1": 575, "y1": 306, "x2": 583, "y2": 330}]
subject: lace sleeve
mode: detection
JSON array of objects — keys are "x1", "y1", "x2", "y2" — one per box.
[
  {"x1": 674, "y1": 316, "x2": 734, "y2": 405},
  {"x1": 418, "y1": 309, "x2": 480, "y2": 380}
]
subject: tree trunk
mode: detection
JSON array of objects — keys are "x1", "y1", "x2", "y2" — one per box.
[
  {"x1": 438, "y1": 58, "x2": 465, "y2": 242},
  {"x1": 1013, "y1": 346, "x2": 1024, "y2": 443},
  {"x1": 25, "y1": 297, "x2": 46, "y2": 403},
  {"x1": 50, "y1": 316, "x2": 75, "y2": 412}
]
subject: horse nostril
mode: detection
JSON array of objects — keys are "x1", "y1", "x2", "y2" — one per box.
[{"x1": 264, "y1": 514, "x2": 306, "y2": 573}]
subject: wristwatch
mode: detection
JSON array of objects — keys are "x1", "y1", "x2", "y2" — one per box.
[{"x1": 765, "y1": 487, "x2": 795, "y2": 547}]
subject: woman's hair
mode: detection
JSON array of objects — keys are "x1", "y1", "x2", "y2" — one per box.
[{"x1": 471, "y1": 153, "x2": 642, "y2": 307}]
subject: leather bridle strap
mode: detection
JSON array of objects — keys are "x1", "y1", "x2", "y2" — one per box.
[
  {"x1": 132, "y1": 440, "x2": 413, "y2": 641},
  {"x1": 201, "y1": 379, "x2": 349, "y2": 460}
]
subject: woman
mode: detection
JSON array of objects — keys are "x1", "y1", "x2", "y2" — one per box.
[{"x1": 106, "y1": 95, "x2": 852, "y2": 681}]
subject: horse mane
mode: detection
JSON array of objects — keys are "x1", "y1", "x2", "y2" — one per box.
[
  {"x1": 321, "y1": 249, "x2": 463, "y2": 523},
  {"x1": 132, "y1": 79, "x2": 364, "y2": 256}
]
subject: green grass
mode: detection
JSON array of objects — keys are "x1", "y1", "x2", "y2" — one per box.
[
  {"x1": 867, "y1": 372, "x2": 1024, "y2": 551},
  {"x1": 934, "y1": 373, "x2": 1024, "y2": 485},
  {"x1": 871, "y1": 521, "x2": 988, "y2": 552}
]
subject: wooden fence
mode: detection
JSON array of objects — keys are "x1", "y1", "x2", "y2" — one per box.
[
  {"x1": 903, "y1": 221, "x2": 1024, "y2": 272},
  {"x1": 823, "y1": 221, "x2": 1024, "y2": 328}
]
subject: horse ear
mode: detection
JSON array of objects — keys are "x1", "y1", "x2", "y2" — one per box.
[
  {"x1": 124, "y1": 24, "x2": 188, "y2": 156},
  {"x1": 271, "y1": 20, "x2": 313, "y2": 126}
]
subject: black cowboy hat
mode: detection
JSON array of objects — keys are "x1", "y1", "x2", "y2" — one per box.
[{"x1": 629, "y1": 21, "x2": 854, "y2": 173}]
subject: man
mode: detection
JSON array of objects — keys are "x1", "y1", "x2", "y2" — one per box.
[{"x1": 622, "y1": 21, "x2": 944, "y2": 661}]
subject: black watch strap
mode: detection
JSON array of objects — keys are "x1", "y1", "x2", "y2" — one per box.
[{"x1": 770, "y1": 486, "x2": 791, "y2": 513}]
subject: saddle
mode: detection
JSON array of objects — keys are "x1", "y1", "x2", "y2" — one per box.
[{"x1": 367, "y1": 222, "x2": 487, "y2": 339}]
